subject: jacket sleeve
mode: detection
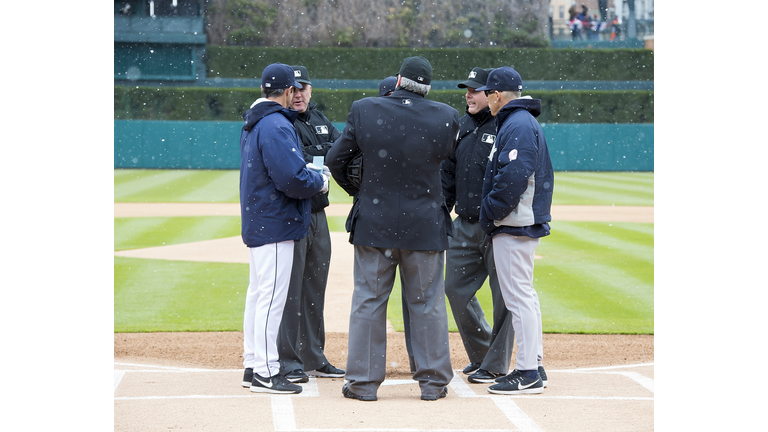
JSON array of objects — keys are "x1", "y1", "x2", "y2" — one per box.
[
  {"x1": 481, "y1": 122, "x2": 539, "y2": 222},
  {"x1": 326, "y1": 102, "x2": 361, "y2": 196},
  {"x1": 262, "y1": 122, "x2": 324, "y2": 199},
  {"x1": 441, "y1": 147, "x2": 458, "y2": 212}
]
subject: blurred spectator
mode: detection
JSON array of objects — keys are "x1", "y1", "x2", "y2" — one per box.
[
  {"x1": 611, "y1": 16, "x2": 622, "y2": 41},
  {"x1": 569, "y1": 16, "x2": 583, "y2": 40}
]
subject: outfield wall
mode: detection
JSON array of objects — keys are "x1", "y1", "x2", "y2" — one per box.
[{"x1": 114, "y1": 120, "x2": 653, "y2": 171}]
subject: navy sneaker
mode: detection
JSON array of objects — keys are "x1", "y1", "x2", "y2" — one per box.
[
  {"x1": 495, "y1": 366, "x2": 548, "y2": 388},
  {"x1": 307, "y1": 364, "x2": 345, "y2": 378},
  {"x1": 251, "y1": 373, "x2": 302, "y2": 394},
  {"x1": 468, "y1": 369, "x2": 505, "y2": 383},
  {"x1": 242, "y1": 368, "x2": 253, "y2": 388},
  {"x1": 488, "y1": 370, "x2": 543, "y2": 395},
  {"x1": 284, "y1": 369, "x2": 309, "y2": 383}
]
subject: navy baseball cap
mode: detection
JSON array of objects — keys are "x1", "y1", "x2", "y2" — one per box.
[
  {"x1": 262, "y1": 63, "x2": 303, "y2": 90},
  {"x1": 476, "y1": 66, "x2": 523, "y2": 92},
  {"x1": 458, "y1": 67, "x2": 494, "y2": 89},
  {"x1": 378, "y1": 76, "x2": 397, "y2": 96},
  {"x1": 292, "y1": 65, "x2": 312, "y2": 85}
]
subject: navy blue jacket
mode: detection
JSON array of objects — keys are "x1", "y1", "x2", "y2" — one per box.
[
  {"x1": 239, "y1": 99, "x2": 325, "y2": 248},
  {"x1": 480, "y1": 97, "x2": 553, "y2": 239}
]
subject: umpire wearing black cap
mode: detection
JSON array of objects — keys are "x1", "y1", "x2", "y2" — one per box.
[
  {"x1": 442, "y1": 67, "x2": 517, "y2": 384},
  {"x1": 276, "y1": 65, "x2": 346, "y2": 384},
  {"x1": 326, "y1": 56, "x2": 460, "y2": 402}
]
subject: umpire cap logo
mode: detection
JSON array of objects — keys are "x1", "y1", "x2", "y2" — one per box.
[
  {"x1": 315, "y1": 125, "x2": 329, "y2": 135},
  {"x1": 402, "y1": 99, "x2": 412, "y2": 105},
  {"x1": 469, "y1": 71, "x2": 477, "y2": 79},
  {"x1": 481, "y1": 133, "x2": 496, "y2": 144}
]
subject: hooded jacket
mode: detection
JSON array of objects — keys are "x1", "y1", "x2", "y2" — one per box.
[
  {"x1": 442, "y1": 106, "x2": 496, "y2": 222},
  {"x1": 239, "y1": 98, "x2": 325, "y2": 248},
  {"x1": 480, "y1": 97, "x2": 553, "y2": 239},
  {"x1": 293, "y1": 102, "x2": 341, "y2": 213}
]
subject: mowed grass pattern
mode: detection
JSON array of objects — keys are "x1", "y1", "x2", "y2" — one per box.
[
  {"x1": 114, "y1": 169, "x2": 654, "y2": 334},
  {"x1": 114, "y1": 169, "x2": 652, "y2": 206},
  {"x1": 115, "y1": 216, "x2": 242, "y2": 251}
]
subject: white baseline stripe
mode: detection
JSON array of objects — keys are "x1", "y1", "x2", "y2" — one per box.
[
  {"x1": 554, "y1": 362, "x2": 654, "y2": 372},
  {"x1": 492, "y1": 397, "x2": 544, "y2": 432},
  {"x1": 272, "y1": 395, "x2": 296, "y2": 431},
  {"x1": 449, "y1": 371, "x2": 477, "y2": 398},
  {"x1": 114, "y1": 371, "x2": 125, "y2": 392}
]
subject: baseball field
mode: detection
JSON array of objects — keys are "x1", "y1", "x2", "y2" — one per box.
[{"x1": 114, "y1": 169, "x2": 654, "y2": 431}]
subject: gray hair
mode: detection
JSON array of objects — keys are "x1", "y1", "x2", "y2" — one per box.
[
  {"x1": 397, "y1": 76, "x2": 430, "y2": 96},
  {"x1": 261, "y1": 87, "x2": 289, "y2": 99}
]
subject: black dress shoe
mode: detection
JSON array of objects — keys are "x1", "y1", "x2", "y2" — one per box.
[
  {"x1": 342, "y1": 384, "x2": 377, "y2": 401},
  {"x1": 421, "y1": 387, "x2": 448, "y2": 401},
  {"x1": 462, "y1": 362, "x2": 481, "y2": 375},
  {"x1": 467, "y1": 369, "x2": 505, "y2": 383}
]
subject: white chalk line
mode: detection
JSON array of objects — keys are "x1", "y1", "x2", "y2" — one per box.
[{"x1": 115, "y1": 363, "x2": 654, "y2": 432}]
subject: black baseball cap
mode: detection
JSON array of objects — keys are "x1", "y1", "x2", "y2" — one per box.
[
  {"x1": 476, "y1": 66, "x2": 523, "y2": 92},
  {"x1": 261, "y1": 63, "x2": 303, "y2": 90},
  {"x1": 398, "y1": 56, "x2": 432, "y2": 85},
  {"x1": 458, "y1": 67, "x2": 494, "y2": 89},
  {"x1": 378, "y1": 76, "x2": 397, "y2": 96},
  {"x1": 292, "y1": 65, "x2": 312, "y2": 86}
]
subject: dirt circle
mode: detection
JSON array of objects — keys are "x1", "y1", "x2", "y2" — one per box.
[{"x1": 114, "y1": 331, "x2": 653, "y2": 375}]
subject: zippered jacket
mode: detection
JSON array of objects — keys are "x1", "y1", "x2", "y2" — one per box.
[
  {"x1": 293, "y1": 102, "x2": 341, "y2": 212},
  {"x1": 239, "y1": 99, "x2": 325, "y2": 248},
  {"x1": 442, "y1": 106, "x2": 496, "y2": 222},
  {"x1": 480, "y1": 97, "x2": 553, "y2": 239}
]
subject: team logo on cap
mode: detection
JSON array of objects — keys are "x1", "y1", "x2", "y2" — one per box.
[
  {"x1": 402, "y1": 99, "x2": 412, "y2": 105},
  {"x1": 295, "y1": 70, "x2": 302, "y2": 77},
  {"x1": 265, "y1": 82, "x2": 271, "y2": 87},
  {"x1": 417, "y1": 76, "x2": 424, "y2": 82},
  {"x1": 315, "y1": 125, "x2": 329, "y2": 135},
  {"x1": 469, "y1": 71, "x2": 477, "y2": 79}
]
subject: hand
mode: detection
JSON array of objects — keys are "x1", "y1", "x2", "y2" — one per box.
[
  {"x1": 305, "y1": 162, "x2": 322, "y2": 173},
  {"x1": 320, "y1": 174, "x2": 329, "y2": 194},
  {"x1": 322, "y1": 165, "x2": 331, "y2": 179}
]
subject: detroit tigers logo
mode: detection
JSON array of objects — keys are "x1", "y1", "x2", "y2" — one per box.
[
  {"x1": 481, "y1": 133, "x2": 496, "y2": 144},
  {"x1": 315, "y1": 125, "x2": 329, "y2": 135}
]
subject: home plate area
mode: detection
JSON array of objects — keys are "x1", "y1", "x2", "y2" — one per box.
[{"x1": 114, "y1": 362, "x2": 653, "y2": 432}]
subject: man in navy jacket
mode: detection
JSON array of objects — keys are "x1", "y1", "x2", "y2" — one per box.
[
  {"x1": 239, "y1": 63, "x2": 328, "y2": 395},
  {"x1": 477, "y1": 66, "x2": 553, "y2": 395}
]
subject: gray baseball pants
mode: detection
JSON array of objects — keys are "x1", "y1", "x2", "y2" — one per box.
[
  {"x1": 491, "y1": 233, "x2": 544, "y2": 371},
  {"x1": 345, "y1": 245, "x2": 453, "y2": 399}
]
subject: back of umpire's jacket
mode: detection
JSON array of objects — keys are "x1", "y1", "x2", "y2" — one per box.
[{"x1": 327, "y1": 88, "x2": 460, "y2": 251}]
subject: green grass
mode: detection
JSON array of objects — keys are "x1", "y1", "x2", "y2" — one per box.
[
  {"x1": 115, "y1": 257, "x2": 247, "y2": 332},
  {"x1": 114, "y1": 169, "x2": 654, "y2": 334},
  {"x1": 114, "y1": 169, "x2": 651, "y2": 206}
]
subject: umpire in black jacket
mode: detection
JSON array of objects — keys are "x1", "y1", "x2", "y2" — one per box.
[
  {"x1": 277, "y1": 66, "x2": 346, "y2": 383},
  {"x1": 327, "y1": 56, "x2": 460, "y2": 401},
  {"x1": 442, "y1": 67, "x2": 516, "y2": 384}
]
